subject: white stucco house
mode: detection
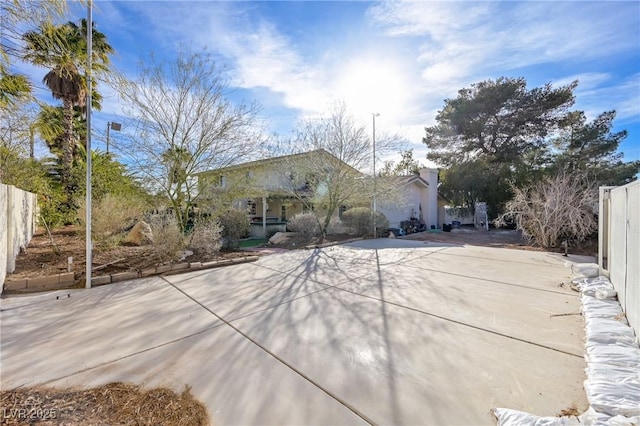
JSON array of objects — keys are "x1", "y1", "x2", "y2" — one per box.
[{"x1": 376, "y1": 169, "x2": 440, "y2": 230}]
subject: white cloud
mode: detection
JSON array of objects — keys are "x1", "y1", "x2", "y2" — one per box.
[
  {"x1": 35, "y1": 1, "x2": 637, "y2": 163},
  {"x1": 370, "y1": 1, "x2": 640, "y2": 88},
  {"x1": 572, "y1": 73, "x2": 640, "y2": 122}
]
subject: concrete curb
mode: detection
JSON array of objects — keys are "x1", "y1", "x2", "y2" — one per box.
[
  {"x1": 304, "y1": 237, "x2": 363, "y2": 250},
  {"x1": 2, "y1": 256, "x2": 260, "y2": 294}
]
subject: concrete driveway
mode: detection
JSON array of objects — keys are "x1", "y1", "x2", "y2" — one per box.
[{"x1": 1, "y1": 239, "x2": 589, "y2": 425}]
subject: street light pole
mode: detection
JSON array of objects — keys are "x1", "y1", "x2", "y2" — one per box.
[
  {"x1": 372, "y1": 112, "x2": 380, "y2": 238},
  {"x1": 106, "y1": 121, "x2": 121, "y2": 154},
  {"x1": 85, "y1": 0, "x2": 93, "y2": 289}
]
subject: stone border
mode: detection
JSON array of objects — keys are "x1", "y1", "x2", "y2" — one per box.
[
  {"x1": 3, "y1": 272, "x2": 75, "y2": 293},
  {"x1": 2, "y1": 256, "x2": 259, "y2": 294}
]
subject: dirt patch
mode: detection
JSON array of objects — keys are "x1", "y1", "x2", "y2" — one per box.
[
  {"x1": 401, "y1": 227, "x2": 597, "y2": 256},
  {"x1": 557, "y1": 404, "x2": 581, "y2": 417},
  {"x1": 1, "y1": 382, "x2": 209, "y2": 425},
  {"x1": 8, "y1": 226, "x2": 254, "y2": 282}
]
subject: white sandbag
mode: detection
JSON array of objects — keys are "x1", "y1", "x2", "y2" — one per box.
[
  {"x1": 579, "y1": 407, "x2": 640, "y2": 426},
  {"x1": 493, "y1": 408, "x2": 580, "y2": 426},
  {"x1": 595, "y1": 287, "x2": 618, "y2": 299},
  {"x1": 585, "y1": 345, "x2": 640, "y2": 368},
  {"x1": 578, "y1": 406, "x2": 613, "y2": 425},
  {"x1": 586, "y1": 363, "x2": 640, "y2": 383},
  {"x1": 578, "y1": 278, "x2": 615, "y2": 297},
  {"x1": 585, "y1": 319, "x2": 637, "y2": 347},
  {"x1": 607, "y1": 415, "x2": 640, "y2": 426},
  {"x1": 573, "y1": 275, "x2": 611, "y2": 287},
  {"x1": 584, "y1": 379, "x2": 640, "y2": 417},
  {"x1": 582, "y1": 295, "x2": 625, "y2": 321},
  {"x1": 569, "y1": 263, "x2": 601, "y2": 279}
]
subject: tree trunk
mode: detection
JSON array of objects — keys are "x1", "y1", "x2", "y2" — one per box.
[{"x1": 61, "y1": 97, "x2": 76, "y2": 202}]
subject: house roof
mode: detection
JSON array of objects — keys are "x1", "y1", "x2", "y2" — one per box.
[
  {"x1": 197, "y1": 149, "x2": 362, "y2": 176},
  {"x1": 378, "y1": 174, "x2": 430, "y2": 188}
]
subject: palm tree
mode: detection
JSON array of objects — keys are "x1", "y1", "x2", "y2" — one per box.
[
  {"x1": 0, "y1": 71, "x2": 32, "y2": 107},
  {"x1": 22, "y1": 19, "x2": 113, "y2": 205}
]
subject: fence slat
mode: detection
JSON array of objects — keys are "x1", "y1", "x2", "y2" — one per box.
[{"x1": 601, "y1": 180, "x2": 640, "y2": 335}]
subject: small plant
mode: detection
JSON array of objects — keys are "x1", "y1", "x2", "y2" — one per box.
[
  {"x1": 287, "y1": 213, "x2": 320, "y2": 237},
  {"x1": 217, "y1": 208, "x2": 250, "y2": 249},
  {"x1": 187, "y1": 217, "x2": 222, "y2": 256},
  {"x1": 341, "y1": 207, "x2": 389, "y2": 237},
  {"x1": 77, "y1": 194, "x2": 148, "y2": 248},
  {"x1": 149, "y1": 213, "x2": 185, "y2": 262},
  {"x1": 326, "y1": 216, "x2": 348, "y2": 235}
]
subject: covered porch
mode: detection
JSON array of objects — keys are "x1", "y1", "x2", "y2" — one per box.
[{"x1": 237, "y1": 195, "x2": 307, "y2": 238}]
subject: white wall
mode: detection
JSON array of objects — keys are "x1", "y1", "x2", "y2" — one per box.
[
  {"x1": 0, "y1": 185, "x2": 7, "y2": 292},
  {"x1": 443, "y1": 207, "x2": 475, "y2": 225},
  {"x1": 378, "y1": 184, "x2": 421, "y2": 228},
  {"x1": 599, "y1": 180, "x2": 639, "y2": 336},
  {"x1": 1, "y1": 184, "x2": 38, "y2": 292}
]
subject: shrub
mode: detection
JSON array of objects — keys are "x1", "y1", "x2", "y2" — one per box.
[
  {"x1": 148, "y1": 213, "x2": 185, "y2": 262},
  {"x1": 496, "y1": 172, "x2": 598, "y2": 248},
  {"x1": 341, "y1": 207, "x2": 389, "y2": 237},
  {"x1": 217, "y1": 208, "x2": 250, "y2": 249},
  {"x1": 187, "y1": 217, "x2": 223, "y2": 255},
  {"x1": 287, "y1": 213, "x2": 320, "y2": 237},
  {"x1": 77, "y1": 194, "x2": 148, "y2": 248},
  {"x1": 326, "y1": 217, "x2": 348, "y2": 235}
]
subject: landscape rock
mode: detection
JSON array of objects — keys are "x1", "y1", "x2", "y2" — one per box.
[
  {"x1": 269, "y1": 232, "x2": 289, "y2": 244},
  {"x1": 122, "y1": 221, "x2": 154, "y2": 246}
]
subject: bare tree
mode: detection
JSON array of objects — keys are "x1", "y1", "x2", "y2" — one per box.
[
  {"x1": 497, "y1": 172, "x2": 598, "y2": 248},
  {"x1": 280, "y1": 101, "x2": 402, "y2": 238},
  {"x1": 114, "y1": 50, "x2": 264, "y2": 232}
]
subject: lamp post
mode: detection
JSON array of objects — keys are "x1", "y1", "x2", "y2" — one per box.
[
  {"x1": 106, "y1": 121, "x2": 121, "y2": 154},
  {"x1": 372, "y1": 112, "x2": 380, "y2": 238},
  {"x1": 86, "y1": 0, "x2": 93, "y2": 288}
]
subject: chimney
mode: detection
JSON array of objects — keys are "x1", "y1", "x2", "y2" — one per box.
[{"x1": 419, "y1": 168, "x2": 439, "y2": 229}]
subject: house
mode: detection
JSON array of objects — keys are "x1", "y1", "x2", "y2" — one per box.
[
  {"x1": 376, "y1": 169, "x2": 439, "y2": 230},
  {"x1": 197, "y1": 149, "x2": 440, "y2": 237}
]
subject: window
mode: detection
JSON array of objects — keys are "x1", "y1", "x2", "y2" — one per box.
[
  {"x1": 249, "y1": 201, "x2": 257, "y2": 215},
  {"x1": 281, "y1": 205, "x2": 286, "y2": 221},
  {"x1": 339, "y1": 205, "x2": 347, "y2": 219}
]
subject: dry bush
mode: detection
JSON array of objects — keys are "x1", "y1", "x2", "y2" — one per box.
[
  {"x1": 0, "y1": 382, "x2": 209, "y2": 425},
  {"x1": 286, "y1": 213, "x2": 320, "y2": 237},
  {"x1": 148, "y1": 213, "x2": 185, "y2": 262},
  {"x1": 326, "y1": 216, "x2": 348, "y2": 235},
  {"x1": 496, "y1": 172, "x2": 598, "y2": 248},
  {"x1": 341, "y1": 207, "x2": 389, "y2": 237},
  {"x1": 217, "y1": 208, "x2": 250, "y2": 249},
  {"x1": 77, "y1": 194, "x2": 147, "y2": 248},
  {"x1": 187, "y1": 217, "x2": 223, "y2": 255}
]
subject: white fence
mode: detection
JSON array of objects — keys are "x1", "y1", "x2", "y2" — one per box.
[
  {"x1": 1, "y1": 184, "x2": 38, "y2": 292},
  {"x1": 443, "y1": 207, "x2": 475, "y2": 225},
  {"x1": 599, "y1": 180, "x2": 639, "y2": 335}
]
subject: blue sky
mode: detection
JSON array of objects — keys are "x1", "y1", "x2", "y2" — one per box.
[{"x1": 23, "y1": 1, "x2": 640, "y2": 165}]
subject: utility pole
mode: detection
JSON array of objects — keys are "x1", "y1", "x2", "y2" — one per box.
[{"x1": 372, "y1": 112, "x2": 380, "y2": 238}]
